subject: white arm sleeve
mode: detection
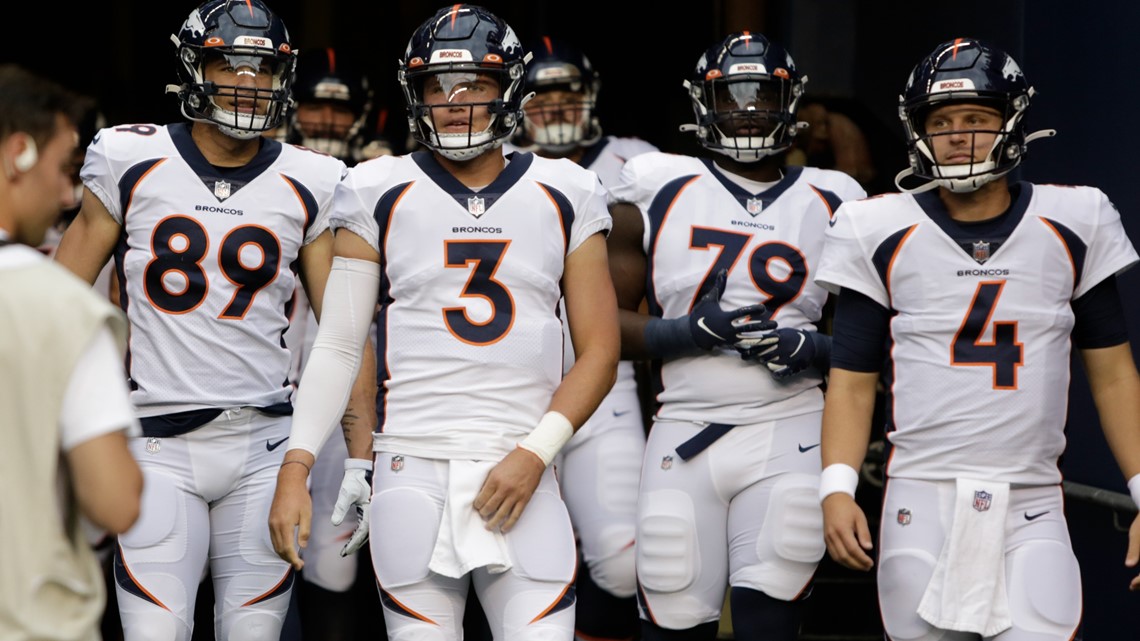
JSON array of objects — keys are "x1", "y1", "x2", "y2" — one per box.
[{"x1": 289, "y1": 257, "x2": 381, "y2": 455}]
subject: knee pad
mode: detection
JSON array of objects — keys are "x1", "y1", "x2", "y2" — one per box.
[
  {"x1": 877, "y1": 548, "x2": 943, "y2": 641},
  {"x1": 1008, "y1": 540, "x2": 1081, "y2": 635},
  {"x1": 587, "y1": 543, "x2": 637, "y2": 598},
  {"x1": 508, "y1": 489, "x2": 576, "y2": 583},
  {"x1": 763, "y1": 474, "x2": 825, "y2": 565},
  {"x1": 300, "y1": 541, "x2": 358, "y2": 592},
  {"x1": 221, "y1": 610, "x2": 286, "y2": 641},
  {"x1": 120, "y1": 611, "x2": 188, "y2": 641},
  {"x1": 736, "y1": 474, "x2": 824, "y2": 600},
  {"x1": 371, "y1": 487, "x2": 440, "y2": 588},
  {"x1": 386, "y1": 624, "x2": 450, "y2": 641},
  {"x1": 636, "y1": 489, "x2": 697, "y2": 593},
  {"x1": 119, "y1": 470, "x2": 181, "y2": 551}
]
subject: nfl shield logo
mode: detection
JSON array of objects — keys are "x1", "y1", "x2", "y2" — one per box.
[
  {"x1": 145, "y1": 437, "x2": 161, "y2": 454},
  {"x1": 972, "y1": 240, "x2": 991, "y2": 263},
  {"x1": 214, "y1": 180, "x2": 232, "y2": 200},
  {"x1": 746, "y1": 197, "x2": 764, "y2": 216},
  {"x1": 467, "y1": 196, "x2": 485, "y2": 217},
  {"x1": 390, "y1": 455, "x2": 404, "y2": 472},
  {"x1": 897, "y1": 508, "x2": 912, "y2": 526},
  {"x1": 973, "y1": 490, "x2": 992, "y2": 512},
  {"x1": 661, "y1": 455, "x2": 673, "y2": 470}
]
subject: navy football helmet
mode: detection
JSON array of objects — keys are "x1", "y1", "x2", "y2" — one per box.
[
  {"x1": 399, "y1": 4, "x2": 529, "y2": 161},
  {"x1": 288, "y1": 47, "x2": 374, "y2": 162},
  {"x1": 518, "y1": 36, "x2": 602, "y2": 154},
  {"x1": 897, "y1": 37, "x2": 1055, "y2": 193},
  {"x1": 683, "y1": 32, "x2": 806, "y2": 162},
  {"x1": 169, "y1": 0, "x2": 296, "y2": 140}
]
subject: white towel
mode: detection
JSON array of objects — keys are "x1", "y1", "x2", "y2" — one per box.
[
  {"x1": 428, "y1": 460, "x2": 513, "y2": 579},
  {"x1": 917, "y1": 478, "x2": 1011, "y2": 637}
]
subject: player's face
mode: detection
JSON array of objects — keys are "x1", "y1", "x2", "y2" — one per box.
[
  {"x1": 923, "y1": 103, "x2": 1003, "y2": 165},
  {"x1": 712, "y1": 79, "x2": 783, "y2": 137},
  {"x1": 204, "y1": 54, "x2": 277, "y2": 116},
  {"x1": 422, "y1": 72, "x2": 500, "y2": 133},
  {"x1": 523, "y1": 89, "x2": 587, "y2": 126},
  {"x1": 16, "y1": 118, "x2": 79, "y2": 246},
  {"x1": 295, "y1": 102, "x2": 356, "y2": 140}
]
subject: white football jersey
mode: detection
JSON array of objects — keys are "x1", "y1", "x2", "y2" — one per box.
[
  {"x1": 331, "y1": 151, "x2": 612, "y2": 461},
  {"x1": 81, "y1": 123, "x2": 343, "y2": 417},
  {"x1": 609, "y1": 153, "x2": 864, "y2": 425},
  {"x1": 562, "y1": 136, "x2": 658, "y2": 389},
  {"x1": 816, "y1": 183, "x2": 1139, "y2": 484}
]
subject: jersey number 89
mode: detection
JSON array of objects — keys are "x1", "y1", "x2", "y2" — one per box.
[{"x1": 144, "y1": 215, "x2": 281, "y2": 319}]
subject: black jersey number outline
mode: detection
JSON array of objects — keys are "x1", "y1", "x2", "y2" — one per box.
[
  {"x1": 442, "y1": 239, "x2": 514, "y2": 345},
  {"x1": 951, "y1": 280, "x2": 1023, "y2": 389},
  {"x1": 690, "y1": 227, "x2": 808, "y2": 317},
  {"x1": 144, "y1": 216, "x2": 281, "y2": 319}
]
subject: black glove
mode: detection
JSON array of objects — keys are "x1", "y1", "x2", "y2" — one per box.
[
  {"x1": 737, "y1": 328, "x2": 832, "y2": 379},
  {"x1": 644, "y1": 268, "x2": 775, "y2": 358},
  {"x1": 688, "y1": 269, "x2": 773, "y2": 350}
]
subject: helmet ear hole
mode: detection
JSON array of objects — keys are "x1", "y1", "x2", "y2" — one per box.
[{"x1": 14, "y1": 136, "x2": 38, "y2": 172}]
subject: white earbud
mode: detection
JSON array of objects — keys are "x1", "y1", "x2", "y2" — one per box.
[{"x1": 13, "y1": 136, "x2": 37, "y2": 172}]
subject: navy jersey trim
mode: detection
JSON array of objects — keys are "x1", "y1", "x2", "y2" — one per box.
[
  {"x1": 536, "y1": 182, "x2": 576, "y2": 253},
  {"x1": 118, "y1": 159, "x2": 165, "y2": 218},
  {"x1": 578, "y1": 137, "x2": 611, "y2": 170},
  {"x1": 170, "y1": 122, "x2": 283, "y2": 200},
  {"x1": 371, "y1": 182, "x2": 410, "y2": 436},
  {"x1": 913, "y1": 182, "x2": 1033, "y2": 262},
  {"x1": 806, "y1": 183, "x2": 844, "y2": 220},
  {"x1": 872, "y1": 225, "x2": 919, "y2": 295},
  {"x1": 410, "y1": 149, "x2": 534, "y2": 213},
  {"x1": 1039, "y1": 217, "x2": 1088, "y2": 290},
  {"x1": 645, "y1": 174, "x2": 702, "y2": 317},
  {"x1": 699, "y1": 159, "x2": 803, "y2": 214},
  {"x1": 279, "y1": 174, "x2": 320, "y2": 234}
]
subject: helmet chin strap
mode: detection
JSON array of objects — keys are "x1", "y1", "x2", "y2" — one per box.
[{"x1": 897, "y1": 127, "x2": 1058, "y2": 194}]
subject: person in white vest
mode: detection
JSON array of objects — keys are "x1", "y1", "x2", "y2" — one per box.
[
  {"x1": 0, "y1": 63, "x2": 143, "y2": 641},
  {"x1": 818, "y1": 38, "x2": 1140, "y2": 640}
]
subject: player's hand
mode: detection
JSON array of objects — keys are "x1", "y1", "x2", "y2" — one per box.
[
  {"x1": 268, "y1": 456, "x2": 315, "y2": 571},
  {"x1": 1126, "y1": 511, "x2": 1140, "y2": 591},
  {"x1": 331, "y1": 458, "x2": 373, "y2": 557},
  {"x1": 474, "y1": 448, "x2": 545, "y2": 533},
  {"x1": 737, "y1": 327, "x2": 824, "y2": 379},
  {"x1": 688, "y1": 268, "x2": 774, "y2": 350},
  {"x1": 822, "y1": 492, "x2": 874, "y2": 571}
]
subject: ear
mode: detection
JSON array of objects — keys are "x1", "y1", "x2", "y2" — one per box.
[{"x1": 13, "y1": 134, "x2": 38, "y2": 172}]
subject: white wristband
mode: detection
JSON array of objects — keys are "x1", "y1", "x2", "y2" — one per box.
[
  {"x1": 1128, "y1": 473, "x2": 1140, "y2": 510},
  {"x1": 819, "y1": 463, "x2": 859, "y2": 502},
  {"x1": 518, "y1": 411, "x2": 575, "y2": 467},
  {"x1": 344, "y1": 458, "x2": 373, "y2": 472}
]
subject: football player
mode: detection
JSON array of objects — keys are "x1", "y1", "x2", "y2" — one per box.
[
  {"x1": 276, "y1": 45, "x2": 390, "y2": 641},
  {"x1": 606, "y1": 31, "x2": 865, "y2": 640},
  {"x1": 510, "y1": 35, "x2": 656, "y2": 641},
  {"x1": 53, "y1": 2, "x2": 373, "y2": 639},
  {"x1": 818, "y1": 38, "x2": 1140, "y2": 639},
  {"x1": 268, "y1": 5, "x2": 620, "y2": 640}
]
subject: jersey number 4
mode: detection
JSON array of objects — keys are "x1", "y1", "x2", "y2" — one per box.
[
  {"x1": 951, "y1": 281, "x2": 1023, "y2": 389},
  {"x1": 144, "y1": 215, "x2": 281, "y2": 319}
]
